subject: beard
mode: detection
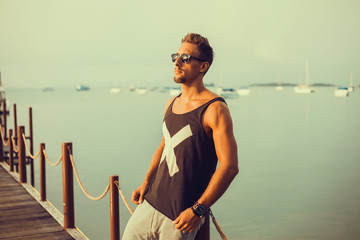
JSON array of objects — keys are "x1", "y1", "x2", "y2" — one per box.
[
  {"x1": 174, "y1": 75, "x2": 186, "y2": 84},
  {"x1": 174, "y1": 73, "x2": 187, "y2": 84}
]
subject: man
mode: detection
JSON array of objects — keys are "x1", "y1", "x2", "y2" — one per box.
[{"x1": 122, "y1": 33, "x2": 238, "y2": 240}]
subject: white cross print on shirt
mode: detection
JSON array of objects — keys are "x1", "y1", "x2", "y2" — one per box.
[{"x1": 159, "y1": 121, "x2": 193, "y2": 177}]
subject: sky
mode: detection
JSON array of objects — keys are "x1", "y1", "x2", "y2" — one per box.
[{"x1": 0, "y1": 0, "x2": 359, "y2": 89}]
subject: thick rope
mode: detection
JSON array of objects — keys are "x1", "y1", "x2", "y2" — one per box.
[
  {"x1": 114, "y1": 181, "x2": 134, "y2": 214},
  {"x1": 0, "y1": 126, "x2": 9, "y2": 146},
  {"x1": 68, "y1": 152, "x2": 110, "y2": 201},
  {"x1": 22, "y1": 134, "x2": 41, "y2": 159},
  {"x1": 11, "y1": 136, "x2": 19, "y2": 153},
  {"x1": 43, "y1": 149, "x2": 63, "y2": 167},
  {"x1": 208, "y1": 209, "x2": 227, "y2": 240}
]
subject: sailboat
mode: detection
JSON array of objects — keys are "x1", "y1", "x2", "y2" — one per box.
[
  {"x1": 275, "y1": 74, "x2": 284, "y2": 91},
  {"x1": 109, "y1": 87, "x2": 122, "y2": 93},
  {"x1": 334, "y1": 72, "x2": 354, "y2": 97},
  {"x1": 294, "y1": 61, "x2": 315, "y2": 94},
  {"x1": 0, "y1": 71, "x2": 10, "y2": 114},
  {"x1": 348, "y1": 72, "x2": 355, "y2": 93},
  {"x1": 216, "y1": 72, "x2": 239, "y2": 99},
  {"x1": 334, "y1": 87, "x2": 349, "y2": 97}
]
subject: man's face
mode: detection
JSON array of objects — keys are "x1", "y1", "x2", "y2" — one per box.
[{"x1": 173, "y1": 42, "x2": 204, "y2": 84}]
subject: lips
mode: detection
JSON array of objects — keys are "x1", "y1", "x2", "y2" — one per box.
[{"x1": 174, "y1": 69, "x2": 183, "y2": 74}]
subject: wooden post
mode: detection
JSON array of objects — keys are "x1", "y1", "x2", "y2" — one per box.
[
  {"x1": 18, "y1": 126, "x2": 26, "y2": 183},
  {"x1": 2, "y1": 101, "x2": 6, "y2": 139},
  {"x1": 13, "y1": 104, "x2": 17, "y2": 145},
  {"x1": 62, "y1": 142, "x2": 75, "y2": 229},
  {"x1": 29, "y1": 108, "x2": 34, "y2": 186},
  {"x1": 0, "y1": 125, "x2": 3, "y2": 163},
  {"x1": 29, "y1": 108, "x2": 34, "y2": 155},
  {"x1": 40, "y1": 143, "x2": 46, "y2": 201},
  {"x1": 110, "y1": 175, "x2": 120, "y2": 240},
  {"x1": 9, "y1": 129, "x2": 14, "y2": 172}
]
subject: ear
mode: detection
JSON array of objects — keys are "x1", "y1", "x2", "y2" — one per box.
[{"x1": 199, "y1": 62, "x2": 210, "y2": 73}]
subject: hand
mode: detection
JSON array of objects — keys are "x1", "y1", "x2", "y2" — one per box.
[
  {"x1": 131, "y1": 183, "x2": 149, "y2": 205},
  {"x1": 173, "y1": 208, "x2": 202, "y2": 232}
]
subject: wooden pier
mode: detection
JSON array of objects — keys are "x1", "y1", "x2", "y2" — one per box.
[
  {"x1": 0, "y1": 98, "x2": 214, "y2": 240},
  {"x1": 0, "y1": 164, "x2": 77, "y2": 239}
]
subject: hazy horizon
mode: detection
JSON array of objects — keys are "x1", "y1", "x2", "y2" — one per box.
[{"x1": 1, "y1": 0, "x2": 359, "y2": 89}]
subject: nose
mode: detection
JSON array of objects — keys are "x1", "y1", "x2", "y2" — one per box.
[{"x1": 174, "y1": 55, "x2": 182, "y2": 67}]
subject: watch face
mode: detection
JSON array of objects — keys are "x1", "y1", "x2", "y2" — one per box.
[{"x1": 194, "y1": 204, "x2": 207, "y2": 216}]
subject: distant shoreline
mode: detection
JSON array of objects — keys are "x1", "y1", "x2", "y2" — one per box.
[{"x1": 249, "y1": 82, "x2": 337, "y2": 87}]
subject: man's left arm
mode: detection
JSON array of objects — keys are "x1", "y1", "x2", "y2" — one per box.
[{"x1": 174, "y1": 101, "x2": 239, "y2": 232}]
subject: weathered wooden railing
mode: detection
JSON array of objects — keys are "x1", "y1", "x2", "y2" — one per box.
[{"x1": 0, "y1": 101, "x2": 215, "y2": 240}]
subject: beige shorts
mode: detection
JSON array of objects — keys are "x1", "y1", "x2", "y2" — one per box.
[{"x1": 122, "y1": 200, "x2": 204, "y2": 240}]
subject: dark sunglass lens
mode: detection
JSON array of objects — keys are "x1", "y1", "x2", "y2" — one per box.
[
  {"x1": 171, "y1": 53, "x2": 179, "y2": 62},
  {"x1": 181, "y1": 54, "x2": 190, "y2": 63}
]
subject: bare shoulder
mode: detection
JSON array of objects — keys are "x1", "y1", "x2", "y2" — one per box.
[
  {"x1": 163, "y1": 96, "x2": 177, "y2": 115},
  {"x1": 204, "y1": 98, "x2": 232, "y2": 128}
]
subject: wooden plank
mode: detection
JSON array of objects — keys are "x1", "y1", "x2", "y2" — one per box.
[
  {"x1": 0, "y1": 215, "x2": 56, "y2": 230},
  {"x1": 0, "y1": 188, "x2": 28, "y2": 197},
  {"x1": 0, "y1": 192, "x2": 34, "y2": 204},
  {"x1": 4, "y1": 231, "x2": 75, "y2": 240},
  {"x1": 0, "y1": 208, "x2": 48, "y2": 221},
  {"x1": 0, "y1": 221, "x2": 64, "y2": 238},
  {"x1": 0, "y1": 162, "x2": 86, "y2": 240},
  {"x1": 0, "y1": 199, "x2": 39, "y2": 210}
]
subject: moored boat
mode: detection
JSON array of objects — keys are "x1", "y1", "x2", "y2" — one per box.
[
  {"x1": 334, "y1": 87, "x2": 349, "y2": 97},
  {"x1": 294, "y1": 62, "x2": 315, "y2": 94},
  {"x1": 76, "y1": 85, "x2": 90, "y2": 91}
]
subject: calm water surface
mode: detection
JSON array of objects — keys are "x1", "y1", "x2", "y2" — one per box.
[{"x1": 6, "y1": 87, "x2": 360, "y2": 240}]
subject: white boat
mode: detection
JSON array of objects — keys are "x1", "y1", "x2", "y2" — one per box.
[
  {"x1": 334, "y1": 87, "x2": 349, "y2": 97},
  {"x1": 76, "y1": 85, "x2": 90, "y2": 91},
  {"x1": 135, "y1": 87, "x2": 147, "y2": 95},
  {"x1": 217, "y1": 88, "x2": 239, "y2": 99},
  {"x1": 109, "y1": 87, "x2": 122, "y2": 93},
  {"x1": 275, "y1": 86, "x2": 284, "y2": 91},
  {"x1": 0, "y1": 86, "x2": 6, "y2": 103},
  {"x1": 294, "y1": 62, "x2": 315, "y2": 94},
  {"x1": 236, "y1": 87, "x2": 250, "y2": 96},
  {"x1": 348, "y1": 72, "x2": 355, "y2": 93},
  {"x1": 294, "y1": 84, "x2": 315, "y2": 94},
  {"x1": 169, "y1": 87, "x2": 181, "y2": 96},
  {"x1": 0, "y1": 72, "x2": 10, "y2": 113}
]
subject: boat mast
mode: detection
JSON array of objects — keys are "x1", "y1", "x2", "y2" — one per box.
[
  {"x1": 349, "y1": 72, "x2": 354, "y2": 87},
  {"x1": 305, "y1": 61, "x2": 309, "y2": 86}
]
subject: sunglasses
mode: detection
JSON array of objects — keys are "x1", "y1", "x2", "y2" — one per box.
[{"x1": 171, "y1": 53, "x2": 204, "y2": 64}]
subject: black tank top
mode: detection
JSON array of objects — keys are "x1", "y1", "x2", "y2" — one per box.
[{"x1": 145, "y1": 96, "x2": 226, "y2": 220}]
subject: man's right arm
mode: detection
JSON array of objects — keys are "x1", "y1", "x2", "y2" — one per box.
[{"x1": 131, "y1": 137, "x2": 164, "y2": 205}]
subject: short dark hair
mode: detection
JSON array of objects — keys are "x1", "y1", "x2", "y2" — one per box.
[{"x1": 181, "y1": 33, "x2": 214, "y2": 67}]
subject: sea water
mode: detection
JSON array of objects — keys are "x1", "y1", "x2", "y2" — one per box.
[{"x1": 5, "y1": 87, "x2": 360, "y2": 240}]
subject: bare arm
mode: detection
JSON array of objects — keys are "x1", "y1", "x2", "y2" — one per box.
[
  {"x1": 174, "y1": 101, "x2": 239, "y2": 231},
  {"x1": 197, "y1": 101, "x2": 239, "y2": 207}
]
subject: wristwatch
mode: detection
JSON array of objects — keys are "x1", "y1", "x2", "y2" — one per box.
[{"x1": 192, "y1": 202, "x2": 207, "y2": 218}]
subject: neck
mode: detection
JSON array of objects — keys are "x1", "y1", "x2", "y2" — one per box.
[{"x1": 179, "y1": 79, "x2": 207, "y2": 101}]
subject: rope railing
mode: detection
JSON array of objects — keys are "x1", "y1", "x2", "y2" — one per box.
[
  {"x1": 208, "y1": 209, "x2": 228, "y2": 240},
  {"x1": 68, "y1": 150, "x2": 110, "y2": 201},
  {"x1": 0, "y1": 126, "x2": 9, "y2": 146},
  {"x1": 10, "y1": 136, "x2": 19, "y2": 153},
  {"x1": 43, "y1": 149, "x2": 62, "y2": 167},
  {"x1": 22, "y1": 134, "x2": 41, "y2": 160},
  {"x1": 0, "y1": 100, "x2": 227, "y2": 240},
  {"x1": 114, "y1": 180, "x2": 134, "y2": 214}
]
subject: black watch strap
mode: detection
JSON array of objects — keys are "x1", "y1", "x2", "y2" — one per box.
[{"x1": 191, "y1": 202, "x2": 207, "y2": 217}]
